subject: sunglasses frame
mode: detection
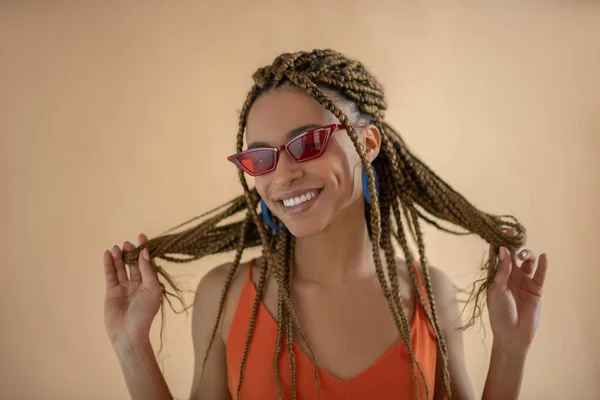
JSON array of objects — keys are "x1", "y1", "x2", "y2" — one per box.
[{"x1": 227, "y1": 123, "x2": 346, "y2": 176}]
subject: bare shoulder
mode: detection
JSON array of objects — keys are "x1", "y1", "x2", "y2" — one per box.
[
  {"x1": 190, "y1": 262, "x2": 252, "y2": 399},
  {"x1": 415, "y1": 262, "x2": 461, "y2": 327},
  {"x1": 395, "y1": 258, "x2": 460, "y2": 323},
  {"x1": 426, "y1": 265, "x2": 456, "y2": 299},
  {"x1": 196, "y1": 257, "x2": 264, "y2": 292},
  {"x1": 195, "y1": 260, "x2": 251, "y2": 298},
  {"x1": 193, "y1": 260, "x2": 253, "y2": 340},
  {"x1": 393, "y1": 258, "x2": 454, "y2": 295}
]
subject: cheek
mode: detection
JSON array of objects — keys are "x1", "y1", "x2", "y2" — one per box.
[
  {"x1": 323, "y1": 144, "x2": 359, "y2": 184},
  {"x1": 305, "y1": 155, "x2": 356, "y2": 202},
  {"x1": 253, "y1": 177, "x2": 270, "y2": 200}
]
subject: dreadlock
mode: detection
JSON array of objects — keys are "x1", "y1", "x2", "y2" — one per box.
[{"x1": 122, "y1": 49, "x2": 526, "y2": 400}]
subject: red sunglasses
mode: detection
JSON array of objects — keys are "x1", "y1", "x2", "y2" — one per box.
[{"x1": 227, "y1": 123, "x2": 346, "y2": 176}]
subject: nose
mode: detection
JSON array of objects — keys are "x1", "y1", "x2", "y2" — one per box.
[{"x1": 271, "y1": 150, "x2": 303, "y2": 186}]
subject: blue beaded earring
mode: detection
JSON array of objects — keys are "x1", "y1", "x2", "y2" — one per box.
[
  {"x1": 260, "y1": 199, "x2": 286, "y2": 231},
  {"x1": 362, "y1": 166, "x2": 380, "y2": 204}
]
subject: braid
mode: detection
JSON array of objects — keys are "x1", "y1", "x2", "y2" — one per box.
[
  {"x1": 200, "y1": 211, "x2": 251, "y2": 381},
  {"x1": 121, "y1": 49, "x2": 526, "y2": 399},
  {"x1": 281, "y1": 232, "x2": 297, "y2": 400},
  {"x1": 379, "y1": 167, "x2": 428, "y2": 400},
  {"x1": 408, "y1": 202, "x2": 452, "y2": 397}
]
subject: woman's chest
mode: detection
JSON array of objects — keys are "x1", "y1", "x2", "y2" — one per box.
[{"x1": 267, "y1": 280, "x2": 417, "y2": 380}]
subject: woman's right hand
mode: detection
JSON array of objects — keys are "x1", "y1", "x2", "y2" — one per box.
[{"x1": 103, "y1": 233, "x2": 162, "y2": 345}]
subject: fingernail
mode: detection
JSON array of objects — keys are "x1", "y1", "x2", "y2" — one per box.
[
  {"x1": 142, "y1": 248, "x2": 150, "y2": 261},
  {"x1": 499, "y1": 247, "x2": 507, "y2": 261},
  {"x1": 519, "y1": 250, "x2": 533, "y2": 259},
  {"x1": 124, "y1": 241, "x2": 132, "y2": 247}
]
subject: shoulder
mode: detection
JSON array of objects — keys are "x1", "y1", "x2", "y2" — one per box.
[
  {"x1": 394, "y1": 258, "x2": 455, "y2": 299},
  {"x1": 413, "y1": 262, "x2": 460, "y2": 327},
  {"x1": 197, "y1": 262, "x2": 238, "y2": 293},
  {"x1": 196, "y1": 257, "x2": 264, "y2": 293},
  {"x1": 426, "y1": 264, "x2": 456, "y2": 299},
  {"x1": 192, "y1": 260, "x2": 253, "y2": 338}
]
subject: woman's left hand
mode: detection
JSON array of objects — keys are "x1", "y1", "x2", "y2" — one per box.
[{"x1": 487, "y1": 232, "x2": 548, "y2": 353}]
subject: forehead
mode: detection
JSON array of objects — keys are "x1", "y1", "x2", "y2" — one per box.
[{"x1": 245, "y1": 86, "x2": 334, "y2": 144}]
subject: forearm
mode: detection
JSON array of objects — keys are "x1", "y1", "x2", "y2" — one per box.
[
  {"x1": 482, "y1": 342, "x2": 528, "y2": 400},
  {"x1": 112, "y1": 336, "x2": 173, "y2": 400}
]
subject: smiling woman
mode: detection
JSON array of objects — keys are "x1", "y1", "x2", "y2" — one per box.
[{"x1": 103, "y1": 49, "x2": 548, "y2": 400}]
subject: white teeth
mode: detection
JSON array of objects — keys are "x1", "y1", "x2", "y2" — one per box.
[{"x1": 282, "y1": 191, "x2": 318, "y2": 207}]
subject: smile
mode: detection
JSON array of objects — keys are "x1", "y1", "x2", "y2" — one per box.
[
  {"x1": 277, "y1": 189, "x2": 322, "y2": 216},
  {"x1": 282, "y1": 190, "x2": 319, "y2": 207}
]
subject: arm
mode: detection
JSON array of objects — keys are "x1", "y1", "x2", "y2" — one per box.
[
  {"x1": 431, "y1": 245, "x2": 548, "y2": 400},
  {"x1": 104, "y1": 237, "x2": 173, "y2": 400},
  {"x1": 112, "y1": 336, "x2": 173, "y2": 400},
  {"x1": 481, "y1": 247, "x2": 548, "y2": 400},
  {"x1": 112, "y1": 264, "x2": 233, "y2": 400},
  {"x1": 429, "y1": 266, "x2": 532, "y2": 400},
  {"x1": 104, "y1": 237, "x2": 232, "y2": 400},
  {"x1": 481, "y1": 344, "x2": 527, "y2": 400}
]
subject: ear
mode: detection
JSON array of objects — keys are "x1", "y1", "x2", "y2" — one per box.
[{"x1": 362, "y1": 125, "x2": 381, "y2": 163}]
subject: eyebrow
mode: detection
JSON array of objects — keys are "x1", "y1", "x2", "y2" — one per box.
[{"x1": 247, "y1": 124, "x2": 322, "y2": 149}]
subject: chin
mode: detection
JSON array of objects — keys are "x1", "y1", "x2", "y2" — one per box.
[{"x1": 284, "y1": 218, "x2": 329, "y2": 238}]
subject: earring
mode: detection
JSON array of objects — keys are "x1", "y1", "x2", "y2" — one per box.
[
  {"x1": 260, "y1": 199, "x2": 286, "y2": 231},
  {"x1": 362, "y1": 166, "x2": 380, "y2": 205}
]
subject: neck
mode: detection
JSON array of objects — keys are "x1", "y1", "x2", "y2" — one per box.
[{"x1": 293, "y1": 200, "x2": 377, "y2": 285}]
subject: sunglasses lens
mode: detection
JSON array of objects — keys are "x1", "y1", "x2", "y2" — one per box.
[
  {"x1": 287, "y1": 129, "x2": 328, "y2": 161},
  {"x1": 237, "y1": 150, "x2": 276, "y2": 175}
]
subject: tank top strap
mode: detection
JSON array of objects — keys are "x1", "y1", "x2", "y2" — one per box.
[
  {"x1": 410, "y1": 261, "x2": 424, "y2": 289},
  {"x1": 410, "y1": 261, "x2": 430, "y2": 307},
  {"x1": 246, "y1": 259, "x2": 253, "y2": 281}
]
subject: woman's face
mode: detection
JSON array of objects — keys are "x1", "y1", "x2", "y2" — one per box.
[{"x1": 245, "y1": 85, "x2": 380, "y2": 237}]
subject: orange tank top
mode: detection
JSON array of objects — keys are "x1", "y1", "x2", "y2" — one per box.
[{"x1": 226, "y1": 261, "x2": 437, "y2": 399}]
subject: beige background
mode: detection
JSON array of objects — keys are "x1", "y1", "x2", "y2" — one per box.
[{"x1": 1, "y1": 1, "x2": 599, "y2": 399}]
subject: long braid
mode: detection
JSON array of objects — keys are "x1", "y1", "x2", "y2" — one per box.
[
  {"x1": 200, "y1": 211, "x2": 251, "y2": 381},
  {"x1": 273, "y1": 238, "x2": 286, "y2": 399},
  {"x1": 280, "y1": 231, "x2": 297, "y2": 400},
  {"x1": 273, "y1": 229, "x2": 297, "y2": 400},
  {"x1": 121, "y1": 49, "x2": 527, "y2": 398},
  {"x1": 273, "y1": 228, "x2": 287, "y2": 399},
  {"x1": 377, "y1": 127, "x2": 433, "y2": 318},
  {"x1": 408, "y1": 202, "x2": 452, "y2": 398},
  {"x1": 235, "y1": 254, "x2": 268, "y2": 399},
  {"x1": 379, "y1": 166, "x2": 428, "y2": 400}
]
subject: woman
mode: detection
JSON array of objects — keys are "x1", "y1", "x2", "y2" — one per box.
[{"x1": 103, "y1": 49, "x2": 548, "y2": 400}]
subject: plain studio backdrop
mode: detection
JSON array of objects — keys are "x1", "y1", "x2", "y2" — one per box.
[{"x1": 1, "y1": 1, "x2": 599, "y2": 399}]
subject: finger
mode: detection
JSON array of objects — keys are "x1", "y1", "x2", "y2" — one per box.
[
  {"x1": 103, "y1": 250, "x2": 119, "y2": 288},
  {"x1": 123, "y1": 241, "x2": 141, "y2": 283},
  {"x1": 111, "y1": 245, "x2": 129, "y2": 284},
  {"x1": 501, "y1": 228, "x2": 519, "y2": 265},
  {"x1": 508, "y1": 248, "x2": 519, "y2": 268},
  {"x1": 139, "y1": 248, "x2": 160, "y2": 290},
  {"x1": 493, "y1": 247, "x2": 513, "y2": 290},
  {"x1": 518, "y1": 249, "x2": 536, "y2": 277},
  {"x1": 533, "y1": 253, "x2": 548, "y2": 288},
  {"x1": 139, "y1": 233, "x2": 148, "y2": 245}
]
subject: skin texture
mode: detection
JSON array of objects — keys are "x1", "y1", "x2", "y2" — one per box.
[{"x1": 103, "y1": 85, "x2": 548, "y2": 400}]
